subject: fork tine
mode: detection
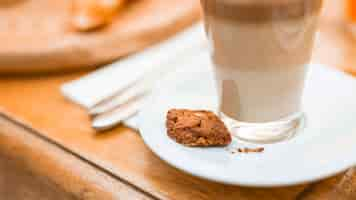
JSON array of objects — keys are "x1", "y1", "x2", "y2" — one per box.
[
  {"x1": 89, "y1": 84, "x2": 148, "y2": 117},
  {"x1": 91, "y1": 97, "x2": 145, "y2": 131}
]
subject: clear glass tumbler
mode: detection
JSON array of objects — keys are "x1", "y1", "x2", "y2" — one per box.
[{"x1": 200, "y1": 0, "x2": 323, "y2": 143}]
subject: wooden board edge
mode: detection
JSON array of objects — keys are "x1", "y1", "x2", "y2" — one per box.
[
  {"x1": 0, "y1": 113, "x2": 156, "y2": 200},
  {"x1": 0, "y1": 7, "x2": 201, "y2": 75}
]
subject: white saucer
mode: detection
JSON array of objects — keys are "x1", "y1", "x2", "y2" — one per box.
[{"x1": 138, "y1": 53, "x2": 356, "y2": 187}]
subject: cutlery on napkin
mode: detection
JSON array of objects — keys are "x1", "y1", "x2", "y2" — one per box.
[{"x1": 61, "y1": 23, "x2": 207, "y2": 130}]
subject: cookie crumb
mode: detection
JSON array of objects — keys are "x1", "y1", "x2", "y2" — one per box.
[{"x1": 237, "y1": 147, "x2": 264, "y2": 153}]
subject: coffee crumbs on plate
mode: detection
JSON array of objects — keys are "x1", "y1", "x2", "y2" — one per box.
[{"x1": 237, "y1": 147, "x2": 264, "y2": 153}]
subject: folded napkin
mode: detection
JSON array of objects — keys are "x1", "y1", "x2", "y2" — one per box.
[{"x1": 61, "y1": 23, "x2": 207, "y2": 129}]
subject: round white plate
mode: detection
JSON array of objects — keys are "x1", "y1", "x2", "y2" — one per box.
[{"x1": 138, "y1": 53, "x2": 356, "y2": 187}]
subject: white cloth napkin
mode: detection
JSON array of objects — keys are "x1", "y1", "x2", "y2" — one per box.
[{"x1": 61, "y1": 23, "x2": 207, "y2": 129}]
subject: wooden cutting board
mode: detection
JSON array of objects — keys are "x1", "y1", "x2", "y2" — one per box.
[{"x1": 0, "y1": 0, "x2": 201, "y2": 74}]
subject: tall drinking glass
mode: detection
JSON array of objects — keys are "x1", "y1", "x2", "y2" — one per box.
[{"x1": 200, "y1": 0, "x2": 323, "y2": 143}]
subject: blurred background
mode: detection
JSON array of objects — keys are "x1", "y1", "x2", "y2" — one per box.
[
  {"x1": 313, "y1": 0, "x2": 356, "y2": 75},
  {"x1": 0, "y1": 0, "x2": 201, "y2": 74},
  {"x1": 0, "y1": 0, "x2": 355, "y2": 75}
]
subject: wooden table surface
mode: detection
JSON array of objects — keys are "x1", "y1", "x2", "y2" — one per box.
[{"x1": 1, "y1": 0, "x2": 356, "y2": 199}]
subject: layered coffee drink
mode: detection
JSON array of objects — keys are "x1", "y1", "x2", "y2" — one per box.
[{"x1": 200, "y1": 0, "x2": 322, "y2": 142}]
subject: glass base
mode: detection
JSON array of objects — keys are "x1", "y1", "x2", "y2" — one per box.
[{"x1": 221, "y1": 112, "x2": 305, "y2": 144}]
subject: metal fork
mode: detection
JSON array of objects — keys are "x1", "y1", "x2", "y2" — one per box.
[
  {"x1": 89, "y1": 40, "x2": 207, "y2": 131},
  {"x1": 61, "y1": 23, "x2": 207, "y2": 131}
]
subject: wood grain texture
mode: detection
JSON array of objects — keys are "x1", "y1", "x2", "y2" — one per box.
[
  {"x1": 0, "y1": 114, "x2": 153, "y2": 200},
  {"x1": 295, "y1": 169, "x2": 356, "y2": 200},
  {"x1": 1, "y1": 0, "x2": 356, "y2": 199},
  {"x1": 0, "y1": 0, "x2": 200, "y2": 74}
]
